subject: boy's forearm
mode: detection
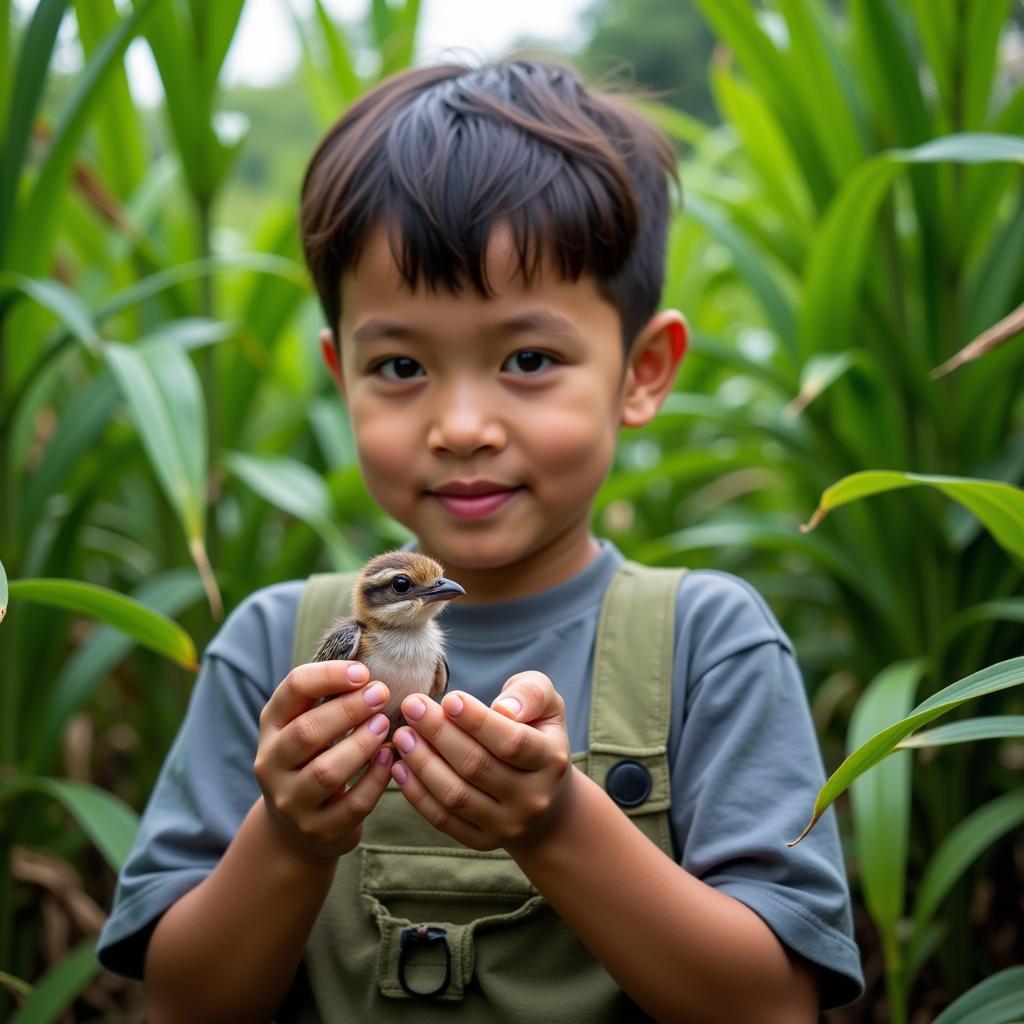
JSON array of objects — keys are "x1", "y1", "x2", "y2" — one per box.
[
  {"x1": 144, "y1": 797, "x2": 337, "y2": 1024},
  {"x1": 507, "y1": 767, "x2": 818, "y2": 1024}
]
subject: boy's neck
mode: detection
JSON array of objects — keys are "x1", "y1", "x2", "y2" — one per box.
[{"x1": 416, "y1": 521, "x2": 602, "y2": 606}]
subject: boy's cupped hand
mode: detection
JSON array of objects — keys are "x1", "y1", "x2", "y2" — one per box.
[
  {"x1": 253, "y1": 660, "x2": 395, "y2": 861},
  {"x1": 390, "y1": 671, "x2": 574, "y2": 853}
]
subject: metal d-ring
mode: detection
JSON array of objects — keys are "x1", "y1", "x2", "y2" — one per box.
[{"x1": 397, "y1": 924, "x2": 452, "y2": 998}]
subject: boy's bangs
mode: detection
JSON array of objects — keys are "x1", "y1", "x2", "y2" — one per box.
[{"x1": 302, "y1": 60, "x2": 678, "y2": 348}]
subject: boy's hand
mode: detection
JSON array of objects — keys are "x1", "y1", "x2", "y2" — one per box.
[
  {"x1": 253, "y1": 661, "x2": 394, "y2": 862},
  {"x1": 389, "y1": 671, "x2": 574, "y2": 853}
]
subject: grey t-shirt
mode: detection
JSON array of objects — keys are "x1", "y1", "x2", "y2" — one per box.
[{"x1": 97, "y1": 541, "x2": 864, "y2": 1009}]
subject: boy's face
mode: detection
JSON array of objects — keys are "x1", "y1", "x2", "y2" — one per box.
[{"x1": 324, "y1": 222, "x2": 686, "y2": 598}]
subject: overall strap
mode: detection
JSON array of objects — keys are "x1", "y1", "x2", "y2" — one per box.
[
  {"x1": 586, "y1": 560, "x2": 687, "y2": 854},
  {"x1": 291, "y1": 571, "x2": 360, "y2": 668}
]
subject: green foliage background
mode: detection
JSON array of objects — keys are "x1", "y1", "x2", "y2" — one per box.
[{"x1": 1, "y1": 1, "x2": 1022, "y2": 1021}]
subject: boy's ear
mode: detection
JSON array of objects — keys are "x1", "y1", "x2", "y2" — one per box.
[
  {"x1": 319, "y1": 327, "x2": 346, "y2": 395},
  {"x1": 620, "y1": 310, "x2": 689, "y2": 428}
]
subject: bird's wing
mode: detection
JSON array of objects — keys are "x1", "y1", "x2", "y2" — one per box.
[
  {"x1": 430, "y1": 656, "x2": 450, "y2": 702},
  {"x1": 312, "y1": 616, "x2": 362, "y2": 663}
]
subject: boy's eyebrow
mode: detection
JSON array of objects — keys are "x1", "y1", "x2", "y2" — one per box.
[{"x1": 350, "y1": 311, "x2": 585, "y2": 346}]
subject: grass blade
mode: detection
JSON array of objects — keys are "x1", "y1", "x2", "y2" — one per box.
[
  {"x1": 801, "y1": 471, "x2": 1024, "y2": 565},
  {"x1": 6, "y1": 578, "x2": 196, "y2": 669},
  {"x1": 0, "y1": 0, "x2": 68, "y2": 265},
  {"x1": 104, "y1": 339, "x2": 221, "y2": 617},
  {"x1": 848, "y1": 661, "x2": 922, "y2": 935},
  {"x1": 223, "y1": 450, "x2": 361, "y2": 570},
  {"x1": 790, "y1": 657, "x2": 1024, "y2": 844},
  {"x1": 0, "y1": 272, "x2": 100, "y2": 352},
  {"x1": 931, "y1": 966, "x2": 1024, "y2": 1024},
  {"x1": 0, "y1": 776, "x2": 139, "y2": 872},
  {"x1": 897, "y1": 716, "x2": 1024, "y2": 749},
  {"x1": 9, "y1": 939, "x2": 100, "y2": 1024}
]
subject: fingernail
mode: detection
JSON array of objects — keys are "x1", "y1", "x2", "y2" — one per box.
[
  {"x1": 394, "y1": 730, "x2": 416, "y2": 753},
  {"x1": 404, "y1": 697, "x2": 426, "y2": 720},
  {"x1": 376, "y1": 746, "x2": 392, "y2": 766},
  {"x1": 445, "y1": 693, "x2": 464, "y2": 717},
  {"x1": 496, "y1": 696, "x2": 522, "y2": 715},
  {"x1": 368, "y1": 714, "x2": 389, "y2": 735},
  {"x1": 393, "y1": 763, "x2": 409, "y2": 784},
  {"x1": 363, "y1": 682, "x2": 387, "y2": 706},
  {"x1": 347, "y1": 664, "x2": 367, "y2": 682}
]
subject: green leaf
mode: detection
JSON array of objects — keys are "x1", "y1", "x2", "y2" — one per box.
[
  {"x1": 6, "y1": 578, "x2": 196, "y2": 669},
  {"x1": 0, "y1": 272, "x2": 100, "y2": 352},
  {"x1": 910, "y1": 790, "x2": 1024, "y2": 973},
  {"x1": 0, "y1": 776, "x2": 139, "y2": 872},
  {"x1": 931, "y1": 966, "x2": 1024, "y2": 1024},
  {"x1": 27, "y1": 570, "x2": 206, "y2": 772},
  {"x1": 791, "y1": 657, "x2": 1024, "y2": 844},
  {"x1": 104, "y1": 339, "x2": 221, "y2": 617},
  {"x1": 8, "y1": 0, "x2": 159, "y2": 275},
  {"x1": 898, "y1": 716, "x2": 1024, "y2": 749},
  {"x1": 0, "y1": 0, "x2": 68, "y2": 266},
  {"x1": 801, "y1": 472, "x2": 1024, "y2": 566},
  {"x1": 9, "y1": 940, "x2": 101, "y2": 1024},
  {"x1": 848, "y1": 661, "x2": 923, "y2": 933},
  {"x1": 224, "y1": 451, "x2": 361, "y2": 570},
  {"x1": 312, "y1": 0, "x2": 360, "y2": 102}
]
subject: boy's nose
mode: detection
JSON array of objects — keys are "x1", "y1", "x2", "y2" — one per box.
[{"x1": 426, "y1": 391, "x2": 507, "y2": 457}]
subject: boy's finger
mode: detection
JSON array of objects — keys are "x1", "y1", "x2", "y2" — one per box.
[
  {"x1": 319, "y1": 745, "x2": 394, "y2": 830},
  {"x1": 262, "y1": 661, "x2": 371, "y2": 728},
  {"x1": 297, "y1": 712, "x2": 391, "y2": 800},
  {"x1": 276, "y1": 683, "x2": 390, "y2": 767},
  {"x1": 492, "y1": 671, "x2": 563, "y2": 725},
  {"x1": 390, "y1": 757, "x2": 486, "y2": 850},
  {"x1": 440, "y1": 690, "x2": 550, "y2": 770}
]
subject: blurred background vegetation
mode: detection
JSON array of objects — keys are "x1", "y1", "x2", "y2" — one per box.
[{"x1": 1, "y1": 1, "x2": 1023, "y2": 1021}]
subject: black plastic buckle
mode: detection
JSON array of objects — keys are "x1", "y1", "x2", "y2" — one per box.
[{"x1": 397, "y1": 925, "x2": 452, "y2": 998}]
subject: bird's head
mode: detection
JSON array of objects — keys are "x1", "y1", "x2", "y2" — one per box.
[{"x1": 353, "y1": 551, "x2": 465, "y2": 628}]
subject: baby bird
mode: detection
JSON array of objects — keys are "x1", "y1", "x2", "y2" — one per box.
[{"x1": 313, "y1": 551, "x2": 465, "y2": 739}]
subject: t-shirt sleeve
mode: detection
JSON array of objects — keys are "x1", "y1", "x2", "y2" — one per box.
[
  {"x1": 96, "y1": 581, "x2": 301, "y2": 979},
  {"x1": 670, "y1": 571, "x2": 864, "y2": 1010}
]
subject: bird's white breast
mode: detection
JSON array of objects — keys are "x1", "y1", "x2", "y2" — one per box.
[{"x1": 362, "y1": 621, "x2": 446, "y2": 698}]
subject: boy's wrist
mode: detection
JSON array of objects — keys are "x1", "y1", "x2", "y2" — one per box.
[
  {"x1": 253, "y1": 797, "x2": 345, "y2": 880},
  {"x1": 503, "y1": 763, "x2": 585, "y2": 861}
]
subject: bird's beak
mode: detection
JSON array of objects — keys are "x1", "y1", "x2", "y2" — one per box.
[{"x1": 418, "y1": 577, "x2": 466, "y2": 603}]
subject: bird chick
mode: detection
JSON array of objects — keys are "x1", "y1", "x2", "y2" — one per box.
[{"x1": 313, "y1": 551, "x2": 465, "y2": 739}]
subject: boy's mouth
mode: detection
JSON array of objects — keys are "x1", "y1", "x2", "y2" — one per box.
[{"x1": 428, "y1": 480, "x2": 523, "y2": 519}]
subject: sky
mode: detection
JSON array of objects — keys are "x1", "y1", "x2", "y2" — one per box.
[{"x1": 24, "y1": 0, "x2": 593, "y2": 106}]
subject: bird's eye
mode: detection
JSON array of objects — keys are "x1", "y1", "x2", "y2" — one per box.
[{"x1": 391, "y1": 575, "x2": 412, "y2": 594}]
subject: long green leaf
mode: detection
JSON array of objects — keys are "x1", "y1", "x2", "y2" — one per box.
[
  {"x1": 898, "y1": 716, "x2": 1024, "y2": 749},
  {"x1": 801, "y1": 471, "x2": 1024, "y2": 566},
  {"x1": 27, "y1": 570, "x2": 206, "y2": 772},
  {"x1": 223, "y1": 451, "x2": 361, "y2": 570},
  {"x1": 9, "y1": 0, "x2": 158, "y2": 275},
  {"x1": 0, "y1": 776, "x2": 138, "y2": 871},
  {"x1": 312, "y1": 0, "x2": 360, "y2": 102},
  {"x1": 849, "y1": 661, "x2": 922, "y2": 934},
  {"x1": 931, "y1": 966, "x2": 1024, "y2": 1024},
  {"x1": 105, "y1": 339, "x2": 221, "y2": 616},
  {"x1": 9, "y1": 940, "x2": 100, "y2": 1024},
  {"x1": 0, "y1": 272, "x2": 100, "y2": 352},
  {"x1": 6, "y1": 578, "x2": 196, "y2": 669},
  {"x1": 790, "y1": 656, "x2": 1024, "y2": 844},
  {"x1": 0, "y1": 0, "x2": 68, "y2": 266},
  {"x1": 910, "y1": 790, "x2": 1024, "y2": 968}
]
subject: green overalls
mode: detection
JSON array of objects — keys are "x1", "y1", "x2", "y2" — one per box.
[{"x1": 284, "y1": 560, "x2": 686, "y2": 1022}]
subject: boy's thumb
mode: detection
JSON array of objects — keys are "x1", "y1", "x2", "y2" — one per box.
[{"x1": 492, "y1": 671, "x2": 557, "y2": 722}]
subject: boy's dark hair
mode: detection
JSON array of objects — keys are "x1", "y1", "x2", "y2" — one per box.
[{"x1": 300, "y1": 57, "x2": 680, "y2": 352}]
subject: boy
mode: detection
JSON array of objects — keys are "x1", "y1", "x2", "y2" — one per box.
[{"x1": 97, "y1": 59, "x2": 863, "y2": 1021}]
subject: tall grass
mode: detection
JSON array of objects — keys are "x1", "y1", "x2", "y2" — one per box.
[{"x1": 0, "y1": 1, "x2": 1022, "y2": 1019}]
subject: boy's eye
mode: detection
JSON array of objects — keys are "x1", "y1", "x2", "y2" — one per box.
[
  {"x1": 376, "y1": 357, "x2": 424, "y2": 380},
  {"x1": 502, "y1": 350, "x2": 553, "y2": 375}
]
